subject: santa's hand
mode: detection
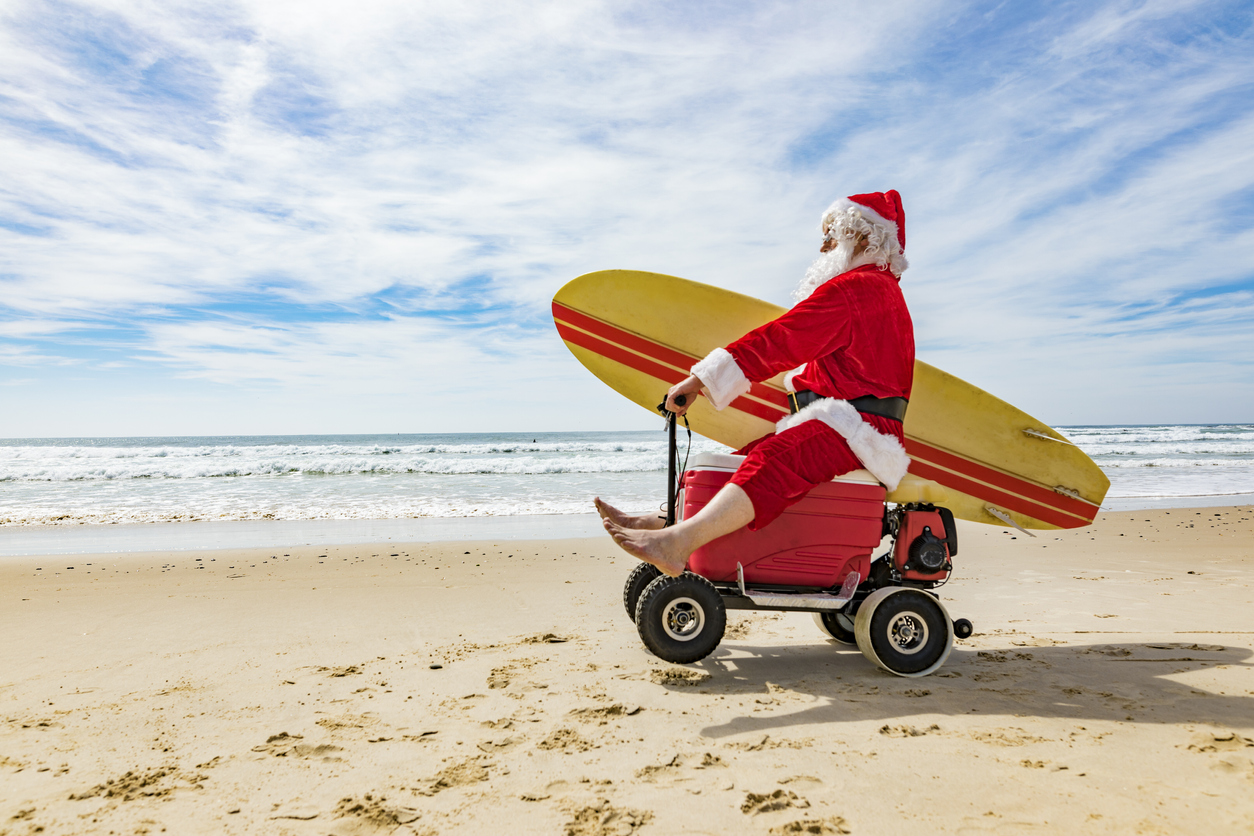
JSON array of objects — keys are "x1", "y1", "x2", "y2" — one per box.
[{"x1": 666, "y1": 375, "x2": 704, "y2": 416}]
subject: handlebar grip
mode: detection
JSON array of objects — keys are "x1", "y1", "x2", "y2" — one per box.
[{"x1": 673, "y1": 394, "x2": 687, "y2": 407}]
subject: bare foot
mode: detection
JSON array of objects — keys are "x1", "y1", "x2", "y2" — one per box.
[
  {"x1": 603, "y1": 518, "x2": 689, "y2": 577},
  {"x1": 594, "y1": 497, "x2": 665, "y2": 530}
]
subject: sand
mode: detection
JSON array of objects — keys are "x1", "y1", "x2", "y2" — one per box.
[{"x1": 1, "y1": 506, "x2": 1252, "y2": 835}]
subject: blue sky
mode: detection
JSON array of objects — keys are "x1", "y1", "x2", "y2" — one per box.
[{"x1": 1, "y1": 0, "x2": 1252, "y2": 436}]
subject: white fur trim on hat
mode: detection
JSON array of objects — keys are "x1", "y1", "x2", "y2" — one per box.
[
  {"x1": 823, "y1": 197, "x2": 897, "y2": 240},
  {"x1": 776, "y1": 397, "x2": 911, "y2": 490},
  {"x1": 691, "y1": 347, "x2": 751, "y2": 411}
]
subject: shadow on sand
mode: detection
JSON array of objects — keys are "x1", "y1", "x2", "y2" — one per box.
[{"x1": 676, "y1": 638, "x2": 1254, "y2": 738}]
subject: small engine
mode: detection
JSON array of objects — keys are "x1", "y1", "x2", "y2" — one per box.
[{"x1": 892, "y1": 504, "x2": 957, "y2": 583}]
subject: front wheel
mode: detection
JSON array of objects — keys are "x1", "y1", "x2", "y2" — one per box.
[
  {"x1": 635, "y1": 572, "x2": 726, "y2": 664},
  {"x1": 854, "y1": 587, "x2": 953, "y2": 677},
  {"x1": 623, "y1": 563, "x2": 662, "y2": 621}
]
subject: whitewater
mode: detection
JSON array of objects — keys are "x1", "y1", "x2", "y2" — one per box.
[{"x1": 1, "y1": 425, "x2": 1252, "y2": 526}]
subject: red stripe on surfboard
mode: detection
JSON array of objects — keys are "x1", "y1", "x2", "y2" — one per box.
[
  {"x1": 905, "y1": 438, "x2": 1096, "y2": 520},
  {"x1": 553, "y1": 302, "x2": 697, "y2": 373},
  {"x1": 553, "y1": 302, "x2": 789, "y2": 413},
  {"x1": 555, "y1": 322, "x2": 786, "y2": 424},
  {"x1": 555, "y1": 322, "x2": 684, "y2": 386},
  {"x1": 907, "y1": 459, "x2": 1087, "y2": 529}
]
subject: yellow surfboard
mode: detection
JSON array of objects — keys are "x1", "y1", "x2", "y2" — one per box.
[{"x1": 553, "y1": 269, "x2": 1109, "y2": 530}]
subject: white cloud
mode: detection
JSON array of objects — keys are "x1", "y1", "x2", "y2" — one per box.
[{"x1": 0, "y1": 0, "x2": 1251, "y2": 435}]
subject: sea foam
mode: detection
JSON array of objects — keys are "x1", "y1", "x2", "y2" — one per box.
[{"x1": 2, "y1": 426, "x2": 1252, "y2": 526}]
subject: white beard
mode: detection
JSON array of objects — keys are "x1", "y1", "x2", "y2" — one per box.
[{"x1": 793, "y1": 239, "x2": 859, "y2": 302}]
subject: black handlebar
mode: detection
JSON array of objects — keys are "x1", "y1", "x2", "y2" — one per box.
[{"x1": 656, "y1": 392, "x2": 687, "y2": 415}]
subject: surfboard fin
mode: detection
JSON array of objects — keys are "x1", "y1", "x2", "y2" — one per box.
[{"x1": 985, "y1": 505, "x2": 1037, "y2": 537}]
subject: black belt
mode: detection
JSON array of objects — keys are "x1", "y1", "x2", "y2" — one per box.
[{"x1": 788, "y1": 390, "x2": 908, "y2": 422}]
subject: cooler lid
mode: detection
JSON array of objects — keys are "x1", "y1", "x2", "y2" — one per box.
[
  {"x1": 687, "y1": 451, "x2": 881, "y2": 486},
  {"x1": 688, "y1": 452, "x2": 745, "y2": 472}
]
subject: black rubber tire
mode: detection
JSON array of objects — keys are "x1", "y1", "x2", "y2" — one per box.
[
  {"x1": 813, "y1": 611, "x2": 857, "y2": 645},
  {"x1": 623, "y1": 563, "x2": 663, "y2": 622},
  {"x1": 635, "y1": 572, "x2": 726, "y2": 664},
  {"x1": 856, "y1": 588, "x2": 952, "y2": 676},
  {"x1": 953, "y1": 618, "x2": 974, "y2": 640}
]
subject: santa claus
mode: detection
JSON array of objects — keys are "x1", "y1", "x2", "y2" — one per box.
[{"x1": 596, "y1": 190, "x2": 915, "y2": 577}]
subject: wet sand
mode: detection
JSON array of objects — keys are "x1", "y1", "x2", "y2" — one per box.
[{"x1": 1, "y1": 506, "x2": 1252, "y2": 834}]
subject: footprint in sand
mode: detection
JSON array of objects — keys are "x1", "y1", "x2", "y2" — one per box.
[
  {"x1": 726, "y1": 735, "x2": 813, "y2": 751},
  {"x1": 537, "y1": 728, "x2": 596, "y2": 753},
  {"x1": 270, "y1": 799, "x2": 320, "y2": 821},
  {"x1": 770, "y1": 817, "x2": 852, "y2": 835},
  {"x1": 634, "y1": 752, "x2": 725, "y2": 782},
  {"x1": 316, "y1": 713, "x2": 382, "y2": 735},
  {"x1": 742, "y1": 789, "x2": 810, "y2": 815},
  {"x1": 66, "y1": 766, "x2": 208, "y2": 803},
  {"x1": 318, "y1": 664, "x2": 363, "y2": 677},
  {"x1": 521, "y1": 632, "x2": 572, "y2": 644},
  {"x1": 476, "y1": 736, "x2": 522, "y2": 753},
  {"x1": 1085, "y1": 645, "x2": 1133, "y2": 657},
  {"x1": 331, "y1": 794, "x2": 421, "y2": 832},
  {"x1": 967, "y1": 728, "x2": 1049, "y2": 747},
  {"x1": 487, "y1": 666, "x2": 514, "y2": 689},
  {"x1": 562, "y1": 799, "x2": 652, "y2": 836},
  {"x1": 414, "y1": 756, "x2": 491, "y2": 796},
  {"x1": 568, "y1": 703, "x2": 643, "y2": 724},
  {"x1": 649, "y1": 668, "x2": 711, "y2": 686},
  {"x1": 1185, "y1": 730, "x2": 1254, "y2": 753},
  {"x1": 879, "y1": 724, "x2": 940, "y2": 738},
  {"x1": 251, "y1": 732, "x2": 341, "y2": 761},
  {"x1": 487, "y1": 659, "x2": 549, "y2": 692}
]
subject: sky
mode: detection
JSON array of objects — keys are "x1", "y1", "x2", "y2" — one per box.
[{"x1": 1, "y1": 0, "x2": 1252, "y2": 437}]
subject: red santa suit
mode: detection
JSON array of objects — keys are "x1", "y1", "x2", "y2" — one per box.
[{"x1": 689, "y1": 190, "x2": 915, "y2": 529}]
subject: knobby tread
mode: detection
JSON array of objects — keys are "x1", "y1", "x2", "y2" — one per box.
[{"x1": 634, "y1": 571, "x2": 726, "y2": 664}]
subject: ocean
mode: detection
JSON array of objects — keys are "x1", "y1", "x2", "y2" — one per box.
[{"x1": 1, "y1": 425, "x2": 1252, "y2": 530}]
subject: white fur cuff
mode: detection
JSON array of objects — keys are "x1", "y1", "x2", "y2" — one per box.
[
  {"x1": 776, "y1": 398, "x2": 911, "y2": 490},
  {"x1": 691, "y1": 347, "x2": 751, "y2": 411},
  {"x1": 783, "y1": 363, "x2": 807, "y2": 393}
]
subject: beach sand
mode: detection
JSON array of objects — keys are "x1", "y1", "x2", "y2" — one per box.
[{"x1": 2, "y1": 506, "x2": 1252, "y2": 835}]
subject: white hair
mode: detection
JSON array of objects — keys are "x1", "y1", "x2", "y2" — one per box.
[{"x1": 793, "y1": 205, "x2": 909, "y2": 302}]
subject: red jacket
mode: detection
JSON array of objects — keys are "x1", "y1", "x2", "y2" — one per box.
[
  {"x1": 726, "y1": 264, "x2": 914, "y2": 403},
  {"x1": 692, "y1": 263, "x2": 915, "y2": 488}
]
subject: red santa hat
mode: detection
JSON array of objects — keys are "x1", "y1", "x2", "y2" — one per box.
[{"x1": 822, "y1": 190, "x2": 906, "y2": 252}]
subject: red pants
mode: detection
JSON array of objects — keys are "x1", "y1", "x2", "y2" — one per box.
[{"x1": 729, "y1": 419, "x2": 862, "y2": 530}]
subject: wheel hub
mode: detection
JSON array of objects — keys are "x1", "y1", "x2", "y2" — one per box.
[
  {"x1": 885, "y1": 610, "x2": 929, "y2": 655},
  {"x1": 661, "y1": 596, "x2": 705, "y2": 642}
]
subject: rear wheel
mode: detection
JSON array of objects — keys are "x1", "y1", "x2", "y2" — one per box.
[
  {"x1": 854, "y1": 587, "x2": 953, "y2": 677},
  {"x1": 635, "y1": 572, "x2": 726, "y2": 664},
  {"x1": 813, "y1": 611, "x2": 857, "y2": 645},
  {"x1": 623, "y1": 563, "x2": 662, "y2": 621}
]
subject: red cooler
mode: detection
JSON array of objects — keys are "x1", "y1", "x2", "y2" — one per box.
[{"x1": 681, "y1": 452, "x2": 887, "y2": 588}]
